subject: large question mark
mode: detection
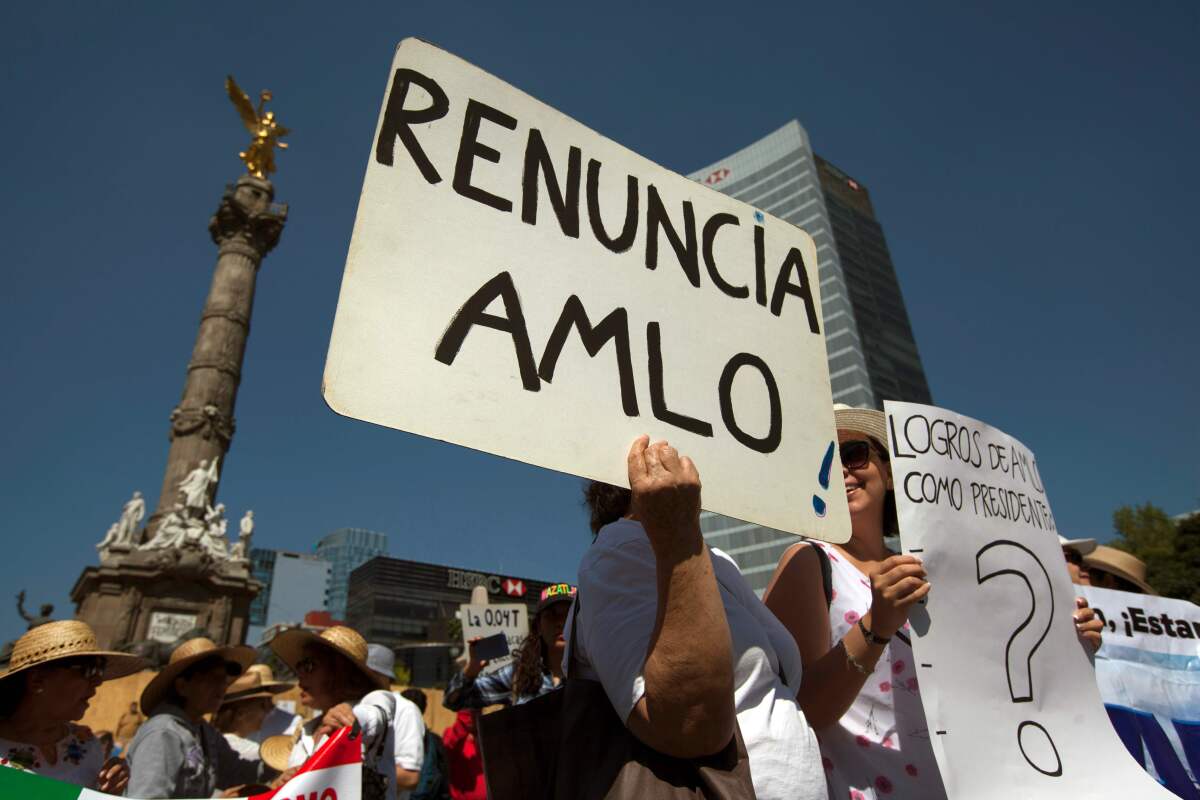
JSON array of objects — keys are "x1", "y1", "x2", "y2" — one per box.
[{"x1": 975, "y1": 539, "x2": 1063, "y2": 777}]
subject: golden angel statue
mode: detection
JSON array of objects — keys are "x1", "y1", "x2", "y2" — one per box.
[{"x1": 226, "y1": 75, "x2": 290, "y2": 178}]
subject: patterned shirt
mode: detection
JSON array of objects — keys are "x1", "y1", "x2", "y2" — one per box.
[
  {"x1": 442, "y1": 663, "x2": 557, "y2": 710},
  {"x1": 0, "y1": 723, "x2": 105, "y2": 789}
]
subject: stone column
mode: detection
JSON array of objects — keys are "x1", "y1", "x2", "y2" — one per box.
[{"x1": 148, "y1": 175, "x2": 287, "y2": 536}]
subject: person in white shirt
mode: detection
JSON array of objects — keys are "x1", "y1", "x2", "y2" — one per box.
[
  {"x1": 270, "y1": 625, "x2": 402, "y2": 800},
  {"x1": 365, "y1": 643, "x2": 425, "y2": 796},
  {"x1": 215, "y1": 664, "x2": 292, "y2": 764},
  {"x1": 569, "y1": 436, "x2": 827, "y2": 800}
]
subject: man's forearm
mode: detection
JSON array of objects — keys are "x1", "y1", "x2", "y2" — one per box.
[{"x1": 634, "y1": 532, "x2": 735, "y2": 757}]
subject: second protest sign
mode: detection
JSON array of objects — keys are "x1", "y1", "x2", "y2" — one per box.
[{"x1": 323, "y1": 38, "x2": 848, "y2": 540}]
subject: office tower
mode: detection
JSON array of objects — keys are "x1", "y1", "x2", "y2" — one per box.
[
  {"x1": 689, "y1": 121, "x2": 931, "y2": 593},
  {"x1": 316, "y1": 528, "x2": 388, "y2": 620},
  {"x1": 246, "y1": 548, "x2": 332, "y2": 644}
]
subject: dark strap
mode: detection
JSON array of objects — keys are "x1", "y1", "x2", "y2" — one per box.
[{"x1": 808, "y1": 539, "x2": 833, "y2": 608}]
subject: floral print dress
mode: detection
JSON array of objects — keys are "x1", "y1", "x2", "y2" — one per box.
[
  {"x1": 0, "y1": 723, "x2": 105, "y2": 788},
  {"x1": 813, "y1": 542, "x2": 946, "y2": 800}
]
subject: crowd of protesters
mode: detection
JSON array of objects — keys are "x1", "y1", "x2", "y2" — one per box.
[{"x1": 0, "y1": 399, "x2": 1165, "y2": 798}]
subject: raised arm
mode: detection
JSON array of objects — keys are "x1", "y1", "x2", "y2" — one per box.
[
  {"x1": 764, "y1": 544, "x2": 927, "y2": 729},
  {"x1": 624, "y1": 437, "x2": 735, "y2": 758}
]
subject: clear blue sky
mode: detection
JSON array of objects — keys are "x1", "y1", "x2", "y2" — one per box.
[{"x1": 1, "y1": 2, "x2": 1196, "y2": 644}]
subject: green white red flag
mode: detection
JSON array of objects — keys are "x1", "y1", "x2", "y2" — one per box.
[{"x1": 0, "y1": 724, "x2": 362, "y2": 800}]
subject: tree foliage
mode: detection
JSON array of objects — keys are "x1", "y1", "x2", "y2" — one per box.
[{"x1": 1110, "y1": 503, "x2": 1200, "y2": 604}]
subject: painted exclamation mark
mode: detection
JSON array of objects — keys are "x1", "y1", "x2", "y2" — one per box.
[{"x1": 813, "y1": 440, "x2": 835, "y2": 517}]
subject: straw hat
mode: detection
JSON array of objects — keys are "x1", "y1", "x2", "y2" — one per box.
[
  {"x1": 833, "y1": 404, "x2": 888, "y2": 451},
  {"x1": 140, "y1": 637, "x2": 257, "y2": 715},
  {"x1": 0, "y1": 620, "x2": 147, "y2": 684},
  {"x1": 1085, "y1": 545, "x2": 1156, "y2": 595},
  {"x1": 260, "y1": 734, "x2": 296, "y2": 773},
  {"x1": 270, "y1": 625, "x2": 390, "y2": 691},
  {"x1": 1057, "y1": 535, "x2": 1098, "y2": 557},
  {"x1": 220, "y1": 663, "x2": 293, "y2": 707}
]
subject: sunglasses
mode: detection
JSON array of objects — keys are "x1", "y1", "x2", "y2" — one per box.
[
  {"x1": 1063, "y1": 549, "x2": 1084, "y2": 566},
  {"x1": 840, "y1": 439, "x2": 884, "y2": 470},
  {"x1": 295, "y1": 656, "x2": 319, "y2": 675},
  {"x1": 61, "y1": 657, "x2": 107, "y2": 681}
]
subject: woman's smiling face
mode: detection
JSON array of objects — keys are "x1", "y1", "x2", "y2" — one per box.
[{"x1": 838, "y1": 429, "x2": 892, "y2": 524}]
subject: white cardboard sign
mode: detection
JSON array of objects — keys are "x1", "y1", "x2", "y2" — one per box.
[
  {"x1": 323, "y1": 38, "x2": 848, "y2": 541},
  {"x1": 459, "y1": 603, "x2": 529, "y2": 676},
  {"x1": 884, "y1": 401, "x2": 1174, "y2": 798}
]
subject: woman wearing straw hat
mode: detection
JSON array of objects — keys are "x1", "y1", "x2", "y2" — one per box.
[
  {"x1": 0, "y1": 620, "x2": 146, "y2": 793},
  {"x1": 125, "y1": 636, "x2": 261, "y2": 798},
  {"x1": 270, "y1": 625, "x2": 401, "y2": 800},
  {"x1": 215, "y1": 663, "x2": 292, "y2": 762},
  {"x1": 1085, "y1": 545, "x2": 1157, "y2": 595},
  {"x1": 763, "y1": 404, "x2": 1106, "y2": 800}
]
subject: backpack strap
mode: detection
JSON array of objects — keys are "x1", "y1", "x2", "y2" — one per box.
[{"x1": 807, "y1": 540, "x2": 833, "y2": 608}]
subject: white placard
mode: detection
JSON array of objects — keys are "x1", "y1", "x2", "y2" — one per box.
[
  {"x1": 884, "y1": 401, "x2": 1174, "y2": 798},
  {"x1": 323, "y1": 38, "x2": 848, "y2": 541},
  {"x1": 460, "y1": 603, "x2": 528, "y2": 676},
  {"x1": 146, "y1": 611, "x2": 198, "y2": 644}
]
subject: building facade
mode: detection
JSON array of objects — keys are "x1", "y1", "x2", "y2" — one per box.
[
  {"x1": 346, "y1": 556, "x2": 557, "y2": 686},
  {"x1": 246, "y1": 548, "x2": 332, "y2": 644},
  {"x1": 689, "y1": 121, "x2": 931, "y2": 594},
  {"x1": 316, "y1": 528, "x2": 388, "y2": 620}
]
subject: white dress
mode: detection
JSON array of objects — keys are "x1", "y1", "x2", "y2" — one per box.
[{"x1": 813, "y1": 541, "x2": 946, "y2": 800}]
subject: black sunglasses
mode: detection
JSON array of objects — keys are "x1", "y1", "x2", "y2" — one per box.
[
  {"x1": 840, "y1": 439, "x2": 880, "y2": 470},
  {"x1": 60, "y1": 656, "x2": 107, "y2": 681},
  {"x1": 1063, "y1": 549, "x2": 1084, "y2": 566}
]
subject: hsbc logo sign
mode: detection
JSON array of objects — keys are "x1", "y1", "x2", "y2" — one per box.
[
  {"x1": 703, "y1": 167, "x2": 731, "y2": 185},
  {"x1": 447, "y1": 568, "x2": 527, "y2": 597}
]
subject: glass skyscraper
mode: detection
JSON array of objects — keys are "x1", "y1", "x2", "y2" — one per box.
[
  {"x1": 688, "y1": 121, "x2": 932, "y2": 593},
  {"x1": 316, "y1": 528, "x2": 388, "y2": 620}
]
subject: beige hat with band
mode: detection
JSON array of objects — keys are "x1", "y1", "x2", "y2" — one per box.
[
  {"x1": 1084, "y1": 545, "x2": 1156, "y2": 595},
  {"x1": 833, "y1": 404, "x2": 889, "y2": 452},
  {"x1": 269, "y1": 625, "x2": 390, "y2": 691},
  {"x1": 0, "y1": 620, "x2": 148, "y2": 684},
  {"x1": 220, "y1": 663, "x2": 293, "y2": 707},
  {"x1": 140, "y1": 637, "x2": 257, "y2": 715}
]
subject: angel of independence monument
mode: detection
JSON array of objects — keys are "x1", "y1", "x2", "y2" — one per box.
[{"x1": 71, "y1": 77, "x2": 290, "y2": 651}]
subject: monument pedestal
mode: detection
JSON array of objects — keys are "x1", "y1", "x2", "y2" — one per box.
[{"x1": 72, "y1": 548, "x2": 261, "y2": 650}]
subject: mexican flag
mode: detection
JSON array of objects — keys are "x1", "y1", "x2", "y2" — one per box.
[{"x1": 0, "y1": 724, "x2": 362, "y2": 800}]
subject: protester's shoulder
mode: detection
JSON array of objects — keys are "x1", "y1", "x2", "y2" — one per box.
[
  {"x1": 360, "y1": 689, "x2": 398, "y2": 711},
  {"x1": 579, "y1": 519, "x2": 652, "y2": 568}
]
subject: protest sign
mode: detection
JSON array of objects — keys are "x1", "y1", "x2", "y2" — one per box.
[
  {"x1": 323, "y1": 38, "x2": 848, "y2": 540},
  {"x1": 884, "y1": 401, "x2": 1174, "y2": 798},
  {"x1": 1080, "y1": 585, "x2": 1200, "y2": 798},
  {"x1": 0, "y1": 722, "x2": 362, "y2": 800},
  {"x1": 460, "y1": 602, "x2": 528, "y2": 675}
]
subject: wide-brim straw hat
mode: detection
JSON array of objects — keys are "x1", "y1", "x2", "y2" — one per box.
[
  {"x1": 220, "y1": 664, "x2": 293, "y2": 707},
  {"x1": 833, "y1": 404, "x2": 889, "y2": 452},
  {"x1": 0, "y1": 620, "x2": 148, "y2": 684},
  {"x1": 141, "y1": 637, "x2": 257, "y2": 715},
  {"x1": 1085, "y1": 545, "x2": 1157, "y2": 595},
  {"x1": 270, "y1": 625, "x2": 390, "y2": 690},
  {"x1": 260, "y1": 734, "x2": 296, "y2": 773},
  {"x1": 1058, "y1": 535, "x2": 1098, "y2": 557}
]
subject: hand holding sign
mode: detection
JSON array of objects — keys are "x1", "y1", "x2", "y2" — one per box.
[
  {"x1": 628, "y1": 436, "x2": 703, "y2": 554},
  {"x1": 867, "y1": 554, "x2": 930, "y2": 639}
]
